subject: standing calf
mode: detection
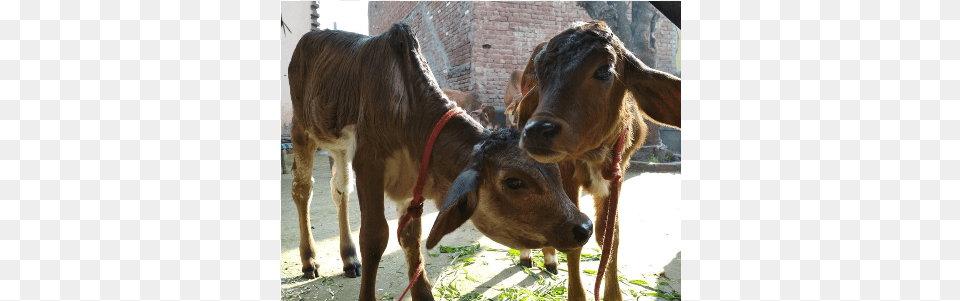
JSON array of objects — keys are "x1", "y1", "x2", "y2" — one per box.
[
  {"x1": 288, "y1": 24, "x2": 593, "y2": 301},
  {"x1": 516, "y1": 21, "x2": 681, "y2": 301},
  {"x1": 502, "y1": 70, "x2": 523, "y2": 128}
]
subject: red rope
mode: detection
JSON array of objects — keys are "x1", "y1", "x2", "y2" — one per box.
[
  {"x1": 397, "y1": 107, "x2": 463, "y2": 301},
  {"x1": 595, "y1": 127, "x2": 628, "y2": 301}
]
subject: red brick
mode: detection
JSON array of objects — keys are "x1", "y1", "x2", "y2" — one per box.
[{"x1": 368, "y1": 1, "x2": 677, "y2": 106}]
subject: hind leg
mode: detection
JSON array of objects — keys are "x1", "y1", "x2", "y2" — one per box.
[
  {"x1": 291, "y1": 129, "x2": 320, "y2": 278},
  {"x1": 329, "y1": 149, "x2": 361, "y2": 277}
]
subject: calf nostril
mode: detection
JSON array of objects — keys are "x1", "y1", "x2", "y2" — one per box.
[
  {"x1": 540, "y1": 122, "x2": 560, "y2": 138},
  {"x1": 523, "y1": 121, "x2": 541, "y2": 135},
  {"x1": 572, "y1": 222, "x2": 593, "y2": 245},
  {"x1": 524, "y1": 121, "x2": 561, "y2": 140}
]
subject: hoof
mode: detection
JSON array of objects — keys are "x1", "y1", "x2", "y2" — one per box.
[
  {"x1": 544, "y1": 263, "x2": 558, "y2": 275},
  {"x1": 519, "y1": 259, "x2": 532, "y2": 268},
  {"x1": 302, "y1": 262, "x2": 320, "y2": 279},
  {"x1": 343, "y1": 262, "x2": 361, "y2": 278}
]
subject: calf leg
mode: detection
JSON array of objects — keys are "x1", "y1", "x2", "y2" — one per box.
[
  {"x1": 291, "y1": 132, "x2": 320, "y2": 279},
  {"x1": 593, "y1": 194, "x2": 622, "y2": 301},
  {"x1": 354, "y1": 154, "x2": 389, "y2": 301},
  {"x1": 565, "y1": 247, "x2": 586, "y2": 301},
  {"x1": 518, "y1": 248, "x2": 558, "y2": 274},
  {"x1": 329, "y1": 150, "x2": 361, "y2": 277},
  {"x1": 397, "y1": 204, "x2": 434, "y2": 301},
  {"x1": 561, "y1": 166, "x2": 587, "y2": 301},
  {"x1": 518, "y1": 249, "x2": 532, "y2": 268},
  {"x1": 542, "y1": 247, "x2": 558, "y2": 274}
]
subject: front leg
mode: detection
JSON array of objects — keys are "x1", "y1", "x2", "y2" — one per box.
[
  {"x1": 397, "y1": 205, "x2": 434, "y2": 301},
  {"x1": 519, "y1": 249, "x2": 533, "y2": 268},
  {"x1": 593, "y1": 194, "x2": 622, "y2": 301},
  {"x1": 542, "y1": 247, "x2": 558, "y2": 274},
  {"x1": 354, "y1": 155, "x2": 389, "y2": 301},
  {"x1": 565, "y1": 247, "x2": 586, "y2": 301},
  {"x1": 517, "y1": 248, "x2": 558, "y2": 274},
  {"x1": 559, "y1": 162, "x2": 587, "y2": 301}
]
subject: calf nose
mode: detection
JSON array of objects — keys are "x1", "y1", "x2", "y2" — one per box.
[
  {"x1": 525, "y1": 121, "x2": 561, "y2": 139},
  {"x1": 572, "y1": 222, "x2": 593, "y2": 246}
]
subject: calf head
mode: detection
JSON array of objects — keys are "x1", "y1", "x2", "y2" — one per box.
[
  {"x1": 468, "y1": 105, "x2": 497, "y2": 130},
  {"x1": 518, "y1": 21, "x2": 681, "y2": 163},
  {"x1": 426, "y1": 128, "x2": 592, "y2": 252},
  {"x1": 468, "y1": 107, "x2": 491, "y2": 130}
]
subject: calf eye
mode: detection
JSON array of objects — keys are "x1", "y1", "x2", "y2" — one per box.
[
  {"x1": 593, "y1": 65, "x2": 612, "y2": 80},
  {"x1": 504, "y1": 178, "x2": 525, "y2": 190}
]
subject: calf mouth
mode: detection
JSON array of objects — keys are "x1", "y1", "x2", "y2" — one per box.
[
  {"x1": 519, "y1": 118, "x2": 572, "y2": 163},
  {"x1": 519, "y1": 143, "x2": 568, "y2": 163},
  {"x1": 522, "y1": 145, "x2": 560, "y2": 157}
]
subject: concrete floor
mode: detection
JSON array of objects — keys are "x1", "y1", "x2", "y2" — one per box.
[{"x1": 280, "y1": 153, "x2": 681, "y2": 301}]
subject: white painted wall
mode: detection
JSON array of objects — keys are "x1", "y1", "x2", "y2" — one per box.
[{"x1": 280, "y1": 1, "x2": 315, "y2": 136}]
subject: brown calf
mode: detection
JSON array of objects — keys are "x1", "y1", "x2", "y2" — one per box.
[
  {"x1": 502, "y1": 70, "x2": 523, "y2": 128},
  {"x1": 288, "y1": 24, "x2": 592, "y2": 301},
  {"x1": 516, "y1": 21, "x2": 681, "y2": 301},
  {"x1": 441, "y1": 88, "x2": 496, "y2": 130}
]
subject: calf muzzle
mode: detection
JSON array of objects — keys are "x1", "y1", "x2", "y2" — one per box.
[{"x1": 572, "y1": 221, "x2": 593, "y2": 246}]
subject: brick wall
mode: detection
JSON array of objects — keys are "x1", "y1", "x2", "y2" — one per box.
[
  {"x1": 369, "y1": 1, "x2": 592, "y2": 107},
  {"x1": 654, "y1": 19, "x2": 680, "y2": 77},
  {"x1": 471, "y1": 2, "x2": 592, "y2": 107},
  {"x1": 368, "y1": 2, "x2": 475, "y2": 93},
  {"x1": 368, "y1": 1, "x2": 678, "y2": 107}
]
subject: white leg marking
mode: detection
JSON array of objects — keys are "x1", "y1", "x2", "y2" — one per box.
[
  {"x1": 331, "y1": 151, "x2": 351, "y2": 207},
  {"x1": 520, "y1": 249, "x2": 532, "y2": 261},
  {"x1": 544, "y1": 251, "x2": 558, "y2": 267}
]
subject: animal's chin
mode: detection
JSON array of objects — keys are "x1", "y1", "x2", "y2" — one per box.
[
  {"x1": 474, "y1": 226, "x2": 548, "y2": 249},
  {"x1": 522, "y1": 147, "x2": 567, "y2": 163},
  {"x1": 484, "y1": 234, "x2": 548, "y2": 250},
  {"x1": 520, "y1": 141, "x2": 567, "y2": 163}
]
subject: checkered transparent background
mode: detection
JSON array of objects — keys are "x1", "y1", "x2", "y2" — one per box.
[
  {"x1": 2, "y1": 0, "x2": 958, "y2": 300},
  {"x1": 682, "y1": 0, "x2": 958, "y2": 300},
  {"x1": 2, "y1": 0, "x2": 279, "y2": 300}
]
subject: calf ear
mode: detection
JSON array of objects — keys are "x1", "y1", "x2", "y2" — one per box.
[
  {"x1": 516, "y1": 43, "x2": 546, "y2": 129},
  {"x1": 624, "y1": 51, "x2": 682, "y2": 129},
  {"x1": 515, "y1": 86, "x2": 540, "y2": 129},
  {"x1": 425, "y1": 167, "x2": 480, "y2": 249}
]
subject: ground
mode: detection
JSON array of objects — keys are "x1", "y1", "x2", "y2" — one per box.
[{"x1": 280, "y1": 153, "x2": 681, "y2": 301}]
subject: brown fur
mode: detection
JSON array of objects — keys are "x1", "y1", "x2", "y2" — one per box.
[
  {"x1": 288, "y1": 24, "x2": 591, "y2": 301},
  {"x1": 502, "y1": 70, "x2": 523, "y2": 128},
  {"x1": 516, "y1": 21, "x2": 681, "y2": 301},
  {"x1": 442, "y1": 88, "x2": 495, "y2": 130}
]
